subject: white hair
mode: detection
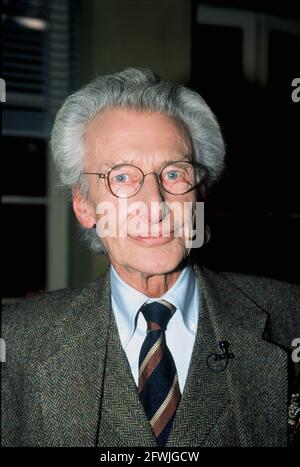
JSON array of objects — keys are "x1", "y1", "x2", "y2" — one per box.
[{"x1": 50, "y1": 67, "x2": 225, "y2": 254}]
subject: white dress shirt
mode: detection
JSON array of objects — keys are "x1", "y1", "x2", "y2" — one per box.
[{"x1": 110, "y1": 263, "x2": 200, "y2": 393}]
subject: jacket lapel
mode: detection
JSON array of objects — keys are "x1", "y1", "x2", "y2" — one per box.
[
  {"x1": 169, "y1": 266, "x2": 287, "y2": 446},
  {"x1": 36, "y1": 269, "x2": 156, "y2": 447},
  {"x1": 167, "y1": 269, "x2": 230, "y2": 446},
  {"x1": 96, "y1": 313, "x2": 157, "y2": 446}
]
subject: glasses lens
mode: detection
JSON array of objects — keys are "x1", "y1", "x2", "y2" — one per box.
[
  {"x1": 160, "y1": 161, "x2": 198, "y2": 194},
  {"x1": 108, "y1": 164, "x2": 143, "y2": 198}
]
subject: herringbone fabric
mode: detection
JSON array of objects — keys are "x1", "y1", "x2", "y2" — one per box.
[
  {"x1": 1, "y1": 265, "x2": 300, "y2": 446},
  {"x1": 138, "y1": 301, "x2": 181, "y2": 445}
]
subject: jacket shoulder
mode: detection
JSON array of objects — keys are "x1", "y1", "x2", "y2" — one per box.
[
  {"x1": 216, "y1": 270, "x2": 300, "y2": 347},
  {"x1": 219, "y1": 271, "x2": 300, "y2": 305},
  {"x1": 2, "y1": 275, "x2": 107, "y2": 366},
  {"x1": 3, "y1": 277, "x2": 103, "y2": 327}
]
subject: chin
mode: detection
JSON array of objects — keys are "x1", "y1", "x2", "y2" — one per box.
[
  {"x1": 133, "y1": 249, "x2": 186, "y2": 276},
  {"x1": 107, "y1": 237, "x2": 188, "y2": 276}
]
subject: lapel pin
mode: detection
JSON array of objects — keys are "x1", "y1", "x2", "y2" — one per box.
[{"x1": 206, "y1": 341, "x2": 235, "y2": 373}]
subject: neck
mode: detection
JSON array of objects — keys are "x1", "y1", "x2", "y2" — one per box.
[{"x1": 112, "y1": 261, "x2": 187, "y2": 297}]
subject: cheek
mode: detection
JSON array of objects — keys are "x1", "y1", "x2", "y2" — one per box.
[
  {"x1": 168, "y1": 198, "x2": 196, "y2": 232},
  {"x1": 88, "y1": 177, "x2": 111, "y2": 209},
  {"x1": 100, "y1": 236, "x2": 125, "y2": 265},
  {"x1": 86, "y1": 177, "x2": 100, "y2": 204},
  {"x1": 94, "y1": 196, "x2": 121, "y2": 238}
]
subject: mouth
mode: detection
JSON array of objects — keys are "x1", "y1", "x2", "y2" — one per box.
[{"x1": 130, "y1": 231, "x2": 175, "y2": 245}]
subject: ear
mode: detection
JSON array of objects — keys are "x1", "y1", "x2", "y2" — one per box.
[{"x1": 72, "y1": 186, "x2": 96, "y2": 228}]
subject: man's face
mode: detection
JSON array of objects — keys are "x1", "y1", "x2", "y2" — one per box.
[{"x1": 76, "y1": 109, "x2": 197, "y2": 279}]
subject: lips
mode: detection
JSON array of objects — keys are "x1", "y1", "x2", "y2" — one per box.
[
  {"x1": 128, "y1": 226, "x2": 174, "y2": 238},
  {"x1": 130, "y1": 231, "x2": 174, "y2": 245},
  {"x1": 131, "y1": 228, "x2": 174, "y2": 238},
  {"x1": 136, "y1": 232, "x2": 173, "y2": 238}
]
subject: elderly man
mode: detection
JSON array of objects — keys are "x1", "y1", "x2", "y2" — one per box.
[{"x1": 2, "y1": 68, "x2": 300, "y2": 447}]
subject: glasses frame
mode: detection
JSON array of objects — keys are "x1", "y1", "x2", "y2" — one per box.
[{"x1": 82, "y1": 159, "x2": 205, "y2": 198}]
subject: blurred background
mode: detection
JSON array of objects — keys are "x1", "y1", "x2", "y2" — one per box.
[{"x1": 2, "y1": 0, "x2": 300, "y2": 303}]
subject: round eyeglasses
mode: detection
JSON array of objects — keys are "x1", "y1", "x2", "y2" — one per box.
[{"x1": 82, "y1": 160, "x2": 204, "y2": 198}]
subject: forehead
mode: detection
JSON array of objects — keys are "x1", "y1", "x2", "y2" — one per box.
[{"x1": 84, "y1": 108, "x2": 191, "y2": 166}]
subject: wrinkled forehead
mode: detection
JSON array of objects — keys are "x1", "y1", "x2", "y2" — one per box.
[{"x1": 84, "y1": 108, "x2": 192, "y2": 166}]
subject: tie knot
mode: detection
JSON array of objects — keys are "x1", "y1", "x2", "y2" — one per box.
[{"x1": 141, "y1": 301, "x2": 175, "y2": 331}]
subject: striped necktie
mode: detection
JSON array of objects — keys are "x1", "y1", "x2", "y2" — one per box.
[{"x1": 138, "y1": 300, "x2": 181, "y2": 446}]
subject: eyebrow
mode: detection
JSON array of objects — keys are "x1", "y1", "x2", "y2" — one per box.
[
  {"x1": 102, "y1": 154, "x2": 192, "y2": 169},
  {"x1": 103, "y1": 158, "x2": 135, "y2": 168}
]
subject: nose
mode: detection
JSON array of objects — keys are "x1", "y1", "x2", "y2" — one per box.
[
  {"x1": 141, "y1": 172, "x2": 164, "y2": 200},
  {"x1": 138, "y1": 172, "x2": 165, "y2": 224}
]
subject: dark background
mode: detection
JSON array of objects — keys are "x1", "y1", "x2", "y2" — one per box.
[
  {"x1": 190, "y1": 0, "x2": 300, "y2": 284},
  {"x1": 2, "y1": 0, "x2": 300, "y2": 300}
]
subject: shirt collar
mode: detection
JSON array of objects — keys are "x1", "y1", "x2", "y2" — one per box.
[
  {"x1": 110, "y1": 263, "x2": 197, "y2": 346},
  {"x1": 157, "y1": 265, "x2": 197, "y2": 331}
]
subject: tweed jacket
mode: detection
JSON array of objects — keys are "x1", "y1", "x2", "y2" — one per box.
[{"x1": 1, "y1": 265, "x2": 300, "y2": 447}]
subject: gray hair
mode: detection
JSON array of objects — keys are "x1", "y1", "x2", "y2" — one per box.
[{"x1": 50, "y1": 67, "x2": 225, "y2": 254}]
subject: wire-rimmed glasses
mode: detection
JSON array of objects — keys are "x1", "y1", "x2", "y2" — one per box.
[{"x1": 82, "y1": 160, "x2": 204, "y2": 198}]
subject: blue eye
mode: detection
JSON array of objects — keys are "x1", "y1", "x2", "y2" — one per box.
[
  {"x1": 115, "y1": 174, "x2": 128, "y2": 183},
  {"x1": 166, "y1": 171, "x2": 179, "y2": 180}
]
